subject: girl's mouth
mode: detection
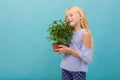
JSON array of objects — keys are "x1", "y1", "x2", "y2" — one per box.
[{"x1": 68, "y1": 20, "x2": 72, "y2": 24}]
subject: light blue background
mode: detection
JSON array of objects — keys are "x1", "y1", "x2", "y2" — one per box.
[{"x1": 0, "y1": 0, "x2": 120, "y2": 80}]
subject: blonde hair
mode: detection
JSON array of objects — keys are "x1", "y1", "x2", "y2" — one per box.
[{"x1": 65, "y1": 6, "x2": 94, "y2": 48}]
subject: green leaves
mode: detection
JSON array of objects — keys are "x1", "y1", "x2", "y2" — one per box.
[{"x1": 47, "y1": 19, "x2": 73, "y2": 45}]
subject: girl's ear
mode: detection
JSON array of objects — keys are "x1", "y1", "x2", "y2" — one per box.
[
  {"x1": 79, "y1": 14, "x2": 82, "y2": 20},
  {"x1": 80, "y1": 16, "x2": 82, "y2": 20}
]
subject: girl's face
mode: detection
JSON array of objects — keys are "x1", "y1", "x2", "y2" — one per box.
[{"x1": 65, "y1": 10, "x2": 81, "y2": 27}]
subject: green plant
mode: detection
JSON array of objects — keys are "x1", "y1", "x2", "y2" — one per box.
[{"x1": 47, "y1": 19, "x2": 73, "y2": 45}]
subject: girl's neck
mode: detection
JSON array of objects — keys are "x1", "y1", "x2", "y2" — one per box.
[{"x1": 73, "y1": 24, "x2": 82, "y2": 33}]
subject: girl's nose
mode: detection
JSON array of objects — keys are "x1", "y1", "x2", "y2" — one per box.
[{"x1": 67, "y1": 17, "x2": 71, "y2": 21}]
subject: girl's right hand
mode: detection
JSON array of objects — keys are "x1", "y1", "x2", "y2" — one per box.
[{"x1": 54, "y1": 45, "x2": 70, "y2": 54}]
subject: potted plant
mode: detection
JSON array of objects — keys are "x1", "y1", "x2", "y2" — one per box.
[{"x1": 47, "y1": 19, "x2": 73, "y2": 52}]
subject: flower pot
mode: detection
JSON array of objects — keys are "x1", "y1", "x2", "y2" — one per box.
[
  {"x1": 52, "y1": 43, "x2": 69, "y2": 52},
  {"x1": 52, "y1": 43, "x2": 61, "y2": 52}
]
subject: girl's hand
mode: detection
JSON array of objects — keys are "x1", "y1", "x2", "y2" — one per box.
[
  {"x1": 55, "y1": 45, "x2": 80, "y2": 58},
  {"x1": 55, "y1": 45, "x2": 70, "y2": 54}
]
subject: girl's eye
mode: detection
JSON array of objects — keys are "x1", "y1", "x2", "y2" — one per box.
[{"x1": 70, "y1": 14, "x2": 73, "y2": 17}]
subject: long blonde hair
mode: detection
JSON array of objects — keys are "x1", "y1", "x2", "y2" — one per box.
[{"x1": 65, "y1": 6, "x2": 94, "y2": 48}]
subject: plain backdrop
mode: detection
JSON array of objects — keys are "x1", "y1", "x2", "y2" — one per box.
[{"x1": 0, "y1": 0, "x2": 120, "y2": 80}]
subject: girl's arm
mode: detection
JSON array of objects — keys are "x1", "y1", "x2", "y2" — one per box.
[
  {"x1": 69, "y1": 31, "x2": 92, "y2": 58},
  {"x1": 55, "y1": 45, "x2": 79, "y2": 58},
  {"x1": 55, "y1": 31, "x2": 92, "y2": 58},
  {"x1": 82, "y1": 31, "x2": 91, "y2": 49}
]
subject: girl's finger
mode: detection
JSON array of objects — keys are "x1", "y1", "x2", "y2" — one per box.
[
  {"x1": 54, "y1": 49, "x2": 60, "y2": 51},
  {"x1": 55, "y1": 50, "x2": 61, "y2": 54},
  {"x1": 58, "y1": 45, "x2": 64, "y2": 48}
]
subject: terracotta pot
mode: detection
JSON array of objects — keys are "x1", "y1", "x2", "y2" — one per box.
[
  {"x1": 52, "y1": 43, "x2": 61, "y2": 52},
  {"x1": 52, "y1": 43, "x2": 69, "y2": 52}
]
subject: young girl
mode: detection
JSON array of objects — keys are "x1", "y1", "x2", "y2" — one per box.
[{"x1": 55, "y1": 6, "x2": 93, "y2": 80}]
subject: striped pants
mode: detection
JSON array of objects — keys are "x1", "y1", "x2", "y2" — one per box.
[{"x1": 62, "y1": 69, "x2": 86, "y2": 80}]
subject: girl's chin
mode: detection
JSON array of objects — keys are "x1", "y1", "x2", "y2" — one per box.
[
  {"x1": 69, "y1": 23, "x2": 75, "y2": 27},
  {"x1": 69, "y1": 25, "x2": 74, "y2": 28}
]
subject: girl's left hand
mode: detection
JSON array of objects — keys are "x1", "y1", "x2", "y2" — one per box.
[{"x1": 55, "y1": 45, "x2": 70, "y2": 54}]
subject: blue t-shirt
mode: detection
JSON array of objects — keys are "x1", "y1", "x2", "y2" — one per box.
[{"x1": 60, "y1": 29, "x2": 92, "y2": 72}]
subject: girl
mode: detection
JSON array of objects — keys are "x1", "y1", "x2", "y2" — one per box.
[{"x1": 55, "y1": 6, "x2": 93, "y2": 80}]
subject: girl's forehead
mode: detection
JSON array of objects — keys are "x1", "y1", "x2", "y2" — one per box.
[
  {"x1": 65, "y1": 10, "x2": 78, "y2": 16},
  {"x1": 66, "y1": 10, "x2": 75, "y2": 15}
]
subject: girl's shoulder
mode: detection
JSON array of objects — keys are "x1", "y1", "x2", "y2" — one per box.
[
  {"x1": 82, "y1": 30, "x2": 91, "y2": 49},
  {"x1": 79, "y1": 29, "x2": 87, "y2": 36},
  {"x1": 81, "y1": 29, "x2": 87, "y2": 32}
]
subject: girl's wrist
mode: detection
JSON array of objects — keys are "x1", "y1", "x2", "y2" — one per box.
[
  {"x1": 67, "y1": 47, "x2": 73, "y2": 54},
  {"x1": 67, "y1": 47, "x2": 79, "y2": 57}
]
